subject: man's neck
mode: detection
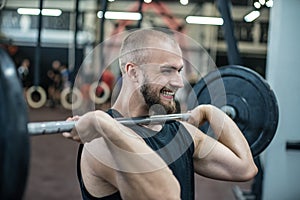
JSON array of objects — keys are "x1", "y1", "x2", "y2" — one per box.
[
  {"x1": 112, "y1": 103, "x2": 149, "y2": 118},
  {"x1": 111, "y1": 103, "x2": 163, "y2": 132},
  {"x1": 112, "y1": 86, "x2": 149, "y2": 118}
]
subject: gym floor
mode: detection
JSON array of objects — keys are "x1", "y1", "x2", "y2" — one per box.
[{"x1": 24, "y1": 106, "x2": 252, "y2": 200}]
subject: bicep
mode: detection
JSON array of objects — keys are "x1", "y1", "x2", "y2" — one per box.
[
  {"x1": 182, "y1": 122, "x2": 251, "y2": 181},
  {"x1": 193, "y1": 135, "x2": 246, "y2": 180}
]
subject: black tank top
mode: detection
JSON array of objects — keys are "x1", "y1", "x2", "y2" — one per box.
[{"x1": 77, "y1": 109, "x2": 195, "y2": 200}]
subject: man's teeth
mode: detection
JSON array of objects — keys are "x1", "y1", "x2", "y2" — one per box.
[{"x1": 162, "y1": 91, "x2": 174, "y2": 96}]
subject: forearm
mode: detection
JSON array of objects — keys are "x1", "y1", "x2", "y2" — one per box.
[
  {"x1": 77, "y1": 110, "x2": 171, "y2": 170},
  {"x1": 203, "y1": 105, "x2": 251, "y2": 158},
  {"x1": 101, "y1": 119, "x2": 168, "y2": 172}
]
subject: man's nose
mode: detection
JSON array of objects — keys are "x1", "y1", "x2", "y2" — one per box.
[{"x1": 170, "y1": 73, "x2": 184, "y2": 88}]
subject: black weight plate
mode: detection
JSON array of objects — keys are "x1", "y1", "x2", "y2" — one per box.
[
  {"x1": 0, "y1": 48, "x2": 30, "y2": 199},
  {"x1": 189, "y1": 65, "x2": 279, "y2": 157}
]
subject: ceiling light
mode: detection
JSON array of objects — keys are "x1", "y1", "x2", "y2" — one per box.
[
  {"x1": 144, "y1": 0, "x2": 152, "y2": 3},
  {"x1": 97, "y1": 11, "x2": 142, "y2": 20},
  {"x1": 266, "y1": 0, "x2": 273, "y2": 7},
  {"x1": 254, "y1": 2, "x2": 261, "y2": 9},
  {"x1": 17, "y1": 8, "x2": 40, "y2": 15},
  {"x1": 259, "y1": 0, "x2": 266, "y2": 5},
  {"x1": 186, "y1": 16, "x2": 224, "y2": 25},
  {"x1": 17, "y1": 8, "x2": 62, "y2": 16},
  {"x1": 41, "y1": 9, "x2": 62, "y2": 16},
  {"x1": 180, "y1": 0, "x2": 189, "y2": 6},
  {"x1": 244, "y1": 10, "x2": 260, "y2": 22}
]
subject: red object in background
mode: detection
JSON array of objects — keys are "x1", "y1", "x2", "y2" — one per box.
[
  {"x1": 95, "y1": 86, "x2": 104, "y2": 96},
  {"x1": 101, "y1": 70, "x2": 115, "y2": 90}
]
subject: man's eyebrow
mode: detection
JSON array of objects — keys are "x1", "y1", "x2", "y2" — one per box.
[{"x1": 160, "y1": 65, "x2": 184, "y2": 71}]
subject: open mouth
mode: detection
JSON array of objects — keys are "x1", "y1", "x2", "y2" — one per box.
[{"x1": 160, "y1": 88, "x2": 175, "y2": 100}]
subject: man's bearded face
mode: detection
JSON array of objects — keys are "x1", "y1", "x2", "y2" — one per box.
[{"x1": 140, "y1": 76, "x2": 177, "y2": 115}]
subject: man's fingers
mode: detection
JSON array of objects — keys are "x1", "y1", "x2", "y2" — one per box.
[
  {"x1": 62, "y1": 132, "x2": 82, "y2": 143},
  {"x1": 62, "y1": 115, "x2": 82, "y2": 143},
  {"x1": 62, "y1": 132, "x2": 72, "y2": 138},
  {"x1": 66, "y1": 115, "x2": 80, "y2": 121}
]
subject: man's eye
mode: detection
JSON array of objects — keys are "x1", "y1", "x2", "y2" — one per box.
[{"x1": 162, "y1": 69, "x2": 172, "y2": 74}]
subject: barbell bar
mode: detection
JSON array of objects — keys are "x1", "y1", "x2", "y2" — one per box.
[
  {"x1": 27, "y1": 105, "x2": 237, "y2": 135},
  {"x1": 27, "y1": 113, "x2": 192, "y2": 135}
]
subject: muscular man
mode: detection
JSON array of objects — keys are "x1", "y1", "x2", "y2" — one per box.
[{"x1": 63, "y1": 29, "x2": 257, "y2": 200}]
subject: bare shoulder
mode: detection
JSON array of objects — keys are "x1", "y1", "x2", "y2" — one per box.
[{"x1": 81, "y1": 138, "x2": 119, "y2": 196}]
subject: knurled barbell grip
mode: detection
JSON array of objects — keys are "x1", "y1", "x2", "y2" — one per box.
[
  {"x1": 28, "y1": 121, "x2": 77, "y2": 135},
  {"x1": 27, "y1": 113, "x2": 192, "y2": 135}
]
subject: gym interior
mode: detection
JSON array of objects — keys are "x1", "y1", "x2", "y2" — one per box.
[{"x1": 0, "y1": 0, "x2": 299, "y2": 200}]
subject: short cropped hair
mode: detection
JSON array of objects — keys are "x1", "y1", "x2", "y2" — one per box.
[{"x1": 119, "y1": 29, "x2": 180, "y2": 74}]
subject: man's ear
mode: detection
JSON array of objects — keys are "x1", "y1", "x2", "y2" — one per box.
[{"x1": 125, "y1": 63, "x2": 139, "y2": 81}]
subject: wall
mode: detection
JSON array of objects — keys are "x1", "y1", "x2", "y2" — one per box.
[{"x1": 263, "y1": 0, "x2": 300, "y2": 199}]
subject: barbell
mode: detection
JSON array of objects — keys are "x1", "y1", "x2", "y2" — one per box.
[{"x1": 0, "y1": 48, "x2": 279, "y2": 199}]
